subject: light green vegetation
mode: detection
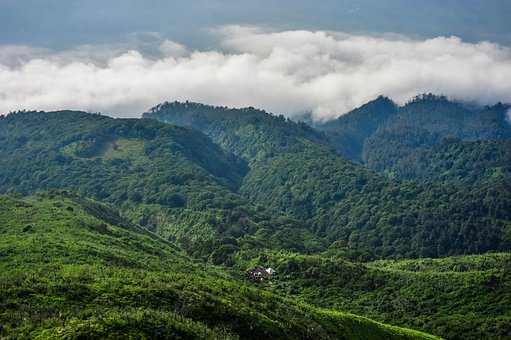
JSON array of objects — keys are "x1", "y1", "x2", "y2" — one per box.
[
  {"x1": 239, "y1": 251, "x2": 511, "y2": 339},
  {"x1": 0, "y1": 193, "x2": 437, "y2": 339}
]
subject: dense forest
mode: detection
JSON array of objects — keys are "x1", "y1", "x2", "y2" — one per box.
[
  {"x1": 144, "y1": 100, "x2": 511, "y2": 260},
  {"x1": 1, "y1": 95, "x2": 510, "y2": 339},
  {"x1": 0, "y1": 111, "x2": 333, "y2": 262},
  {"x1": 317, "y1": 94, "x2": 511, "y2": 177}
]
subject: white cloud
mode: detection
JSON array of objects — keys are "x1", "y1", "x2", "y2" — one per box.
[{"x1": 1, "y1": 26, "x2": 511, "y2": 120}]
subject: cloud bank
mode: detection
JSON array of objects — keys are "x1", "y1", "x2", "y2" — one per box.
[{"x1": 1, "y1": 26, "x2": 511, "y2": 121}]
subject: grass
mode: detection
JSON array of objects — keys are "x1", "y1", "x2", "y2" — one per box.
[
  {"x1": 0, "y1": 193, "x2": 437, "y2": 339},
  {"x1": 102, "y1": 138, "x2": 147, "y2": 162}
]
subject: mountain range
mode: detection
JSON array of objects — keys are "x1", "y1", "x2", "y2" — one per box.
[{"x1": 1, "y1": 94, "x2": 510, "y2": 339}]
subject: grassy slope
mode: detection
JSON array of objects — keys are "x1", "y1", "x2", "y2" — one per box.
[
  {"x1": 0, "y1": 193, "x2": 436, "y2": 340},
  {"x1": 248, "y1": 251, "x2": 511, "y2": 340}
]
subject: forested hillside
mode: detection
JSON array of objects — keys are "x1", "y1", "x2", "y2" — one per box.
[
  {"x1": 245, "y1": 251, "x2": 511, "y2": 340},
  {"x1": 316, "y1": 96, "x2": 398, "y2": 161},
  {"x1": 1, "y1": 107, "x2": 510, "y2": 262},
  {"x1": 145, "y1": 101, "x2": 329, "y2": 162},
  {"x1": 144, "y1": 102, "x2": 511, "y2": 259},
  {"x1": 0, "y1": 111, "x2": 323, "y2": 262},
  {"x1": 1, "y1": 98, "x2": 510, "y2": 339},
  {"x1": 317, "y1": 94, "x2": 511, "y2": 181},
  {"x1": 0, "y1": 193, "x2": 436, "y2": 339},
  {"x1": 366, "y1": 138, "x2": 511, "y2": 184}
]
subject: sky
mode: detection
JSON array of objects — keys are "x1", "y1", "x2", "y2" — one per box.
[{"x1": 1, "y1": 1, "x2": 510, "y2": 120}]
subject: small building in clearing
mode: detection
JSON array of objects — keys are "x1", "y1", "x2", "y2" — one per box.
[{"x1": 246, "y1": 266, "x2": 276, "y2": 283}]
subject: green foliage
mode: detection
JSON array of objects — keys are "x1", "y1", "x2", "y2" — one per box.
[
  {"x1": 316, "y1": 95, "x2": 398, "y2": 161},
  {"x1": 366, "y1": 138, "x2": 511, "y2": 185},
  {"x1": 0, "y1": 110, "x2": 246, "y2": 201},
  {"x1": 0, "y1": 194, "x2": 435, "y2": 339},
  {"x1": 1, "y1": 105, "x2": 511, "y2": 261},
  {"x1": 146, "y1": 101, "x2": 511, "y2": 259},
  {"x1": 250, "y1": 251, "x2": 511, "y2": 340},
  {"x1": 145, "y1": 101, "x2": 328, "y2": 163},
  {"x1": 317, "y1": 94, "x2": 511, "y2": 185},
  {"x1": 0, "y1": 110, "x2": 332, "y2": 263},
  {"x1": 1, "y1": 99, "x2": 510, "y2": 339}
]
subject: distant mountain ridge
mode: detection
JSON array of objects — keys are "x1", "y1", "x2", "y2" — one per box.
[
  {"x1": 316, "y1": 95, "x2": 398, "y2": 161},
  {"x1": 145, "y1": 101, "x2": 329, "y2": 163},
  {"x1": 317, "y1": 94, "x2": 511, "y2": 163}
]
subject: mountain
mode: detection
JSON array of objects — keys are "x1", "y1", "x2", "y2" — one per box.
[
  {"x1": 317, "y1": 94, "x2": 511, "y2": 178},
  {"x1": 144, "y1": 101, "x2": 329, "y2": 163},
  {"x1": 144, "y1": 101, "x2": 511, "y2": 259},
  {"x1": 0, "y1": 110, "x2": 245, "y2": 199},
  {"x1": 0, "y1": 110, "x2": 328, "y2": 263},
  {"x1": 0, "y1": 192, "x2": 437, "y2": 339},
  {"x1": 1, "y1": 107, "x2": 510, "y2": 262},
  {"x1": 1, "y1": 98, "x2": 510, "y2": 339},
  {"x1": 316, "y1": 95, "x2": 398, "y2": 161}
]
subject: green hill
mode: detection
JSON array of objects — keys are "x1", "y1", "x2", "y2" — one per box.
[
  {"x1": 317, "y1": 94, "x2": 511, "y2": 180},
  {"x1": 0, "y1": 193, "x2": 437, "y2": 339},
  {"x1": 246, "y1": 251, "x2": 511, "y2": 340},
  {"x1": 0, "y1": 110, "x2": 324, "y2": 262},
  {"x1": 144, "y1": 102, "x2": 511, "y2": 259},
  {"x1": 0, "y1": 110, "x2": 245, "y2": 199},
  {"x1": 316, "y1": 96, "x2": 398, "y2": 161}
]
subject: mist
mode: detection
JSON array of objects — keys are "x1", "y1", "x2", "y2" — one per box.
[{"x1": 1, "y1": 26, "x2": 511, "y2": 121}]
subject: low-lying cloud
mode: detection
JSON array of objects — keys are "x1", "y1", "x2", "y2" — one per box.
[{"x1": 1, "y1": 26, "x2": 511, "y2": 121}]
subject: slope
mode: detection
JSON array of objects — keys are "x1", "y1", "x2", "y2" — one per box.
[
  {"x1": 0, "y1": 110, "x2": 323, "y2": 262},
  {"x1": 0, "y1": 110, "x2": 245, "y2": 199},
  {"x1": 0, "y1": 192, "x2": 437, "y2": 339},
  {"x1": 366, "y1": 138, "x2": 511, "y2": 185},
  {"x1": 316, "y1": 96, "x2": 398, "y2": 161},
  {"x1": 246, "y1": 251, "x2": 511, "y2": 340},
  {"x1": 144, "y1": 101, "x2": 511, "y2": 259},
  {"x1": 317, "y1": 94, "x2": 511, "y2": 179}
]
